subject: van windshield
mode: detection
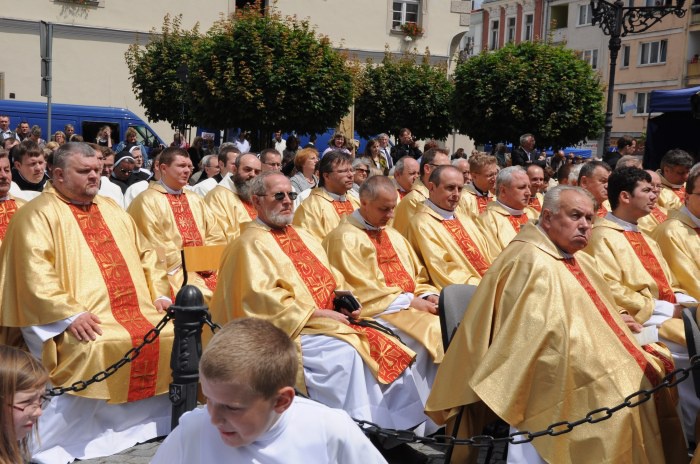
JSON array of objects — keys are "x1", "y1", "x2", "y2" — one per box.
[{"x1": 130, "y1": 125, "x2": 160, "y2": 149}]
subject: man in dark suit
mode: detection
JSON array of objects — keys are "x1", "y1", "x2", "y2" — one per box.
[
  {"x1": 511, "y1": 133, "x2": 539, "y2": 167},
  {"x1": 390, "y1": 128, "x2": 422, "y2": 163}
]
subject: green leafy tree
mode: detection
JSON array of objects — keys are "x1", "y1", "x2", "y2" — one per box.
[
  {"x1": 452, "y1": 41, "x2": 605, "y2": 149},
  {"x1": 125, "y1": 14, "x2": 200, "y2": 127},
  {"x1": 187, "y1": 5, "x2": 353, "y2": 146},
  {"x1": 354, "y1": 51, "x2": 454, "y2": 140}
]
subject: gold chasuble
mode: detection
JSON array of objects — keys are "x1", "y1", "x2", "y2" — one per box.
[
  {"x1": 426, "y1": 224, "x2": 685, "y2": 464},
  {"x1": 322, "y1": 215, "x2": 443, "y2": 362},
  {"x1": 392, "y1": 180, "x2": 429, "y2": 236},
  {"x1": 527, "y1": 192, "x2": 543, "y2": 214},
  {"x1": 209, "y1": 221, "x2": 416, "y2": 393},
  {"x1": 476, "y1": 201, "x2": 538, "y2": 254},
  {"x1": 456, "y1": 183, "x2": 494, "y2": 219},
  {"x1": 292, "y1": 187, "x2": 360, "y2": 241},
  {"x1": 0, "y1": 187, "x2": 173, "y2": 403},
  {"x1": 127, "y1": 182, "x2": 227, "y2": 302},
  {"x1": 639, "y1": 205, "x2": 669, "y2": 236},
  {"x1": 204, "y1": 176, "x2": 257, "y2": 241},
  {"x1": 653, "y1": 209, "x2": 700, "y2": 301},
  {"x1": 0, "y1": 195, "x2": 25, "y2": 244},
  {"x1": 407, "y1": 203, "x2": 494, "y2": 290},
  {"x1": 596, "y1": 199, "x2": 612, "y2": 218},
  {"x1": 657, "y1": 172, "x2": 685, "y2": 210},
  {"x1": 584, "y1": 216, "x2": 686, "y2": 345}
]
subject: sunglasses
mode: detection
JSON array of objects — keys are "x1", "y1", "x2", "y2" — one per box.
[
  {"x1": 119, "y1": 168, "x2": 132, "y2": 175},
  {"x1": 263, "y1": 191, "x2": 298, "y2": 201}
]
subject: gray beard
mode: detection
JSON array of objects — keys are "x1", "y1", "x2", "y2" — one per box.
[{"x1": 234, "y1": 177, "x2": 252, "y2": 201}]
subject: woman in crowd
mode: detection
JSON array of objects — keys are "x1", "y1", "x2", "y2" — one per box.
[
  {"x1": 321, "y1": 132, "x2": 350, "y2": 157},
  {"x1": 96, "y1": 126, "x2": 113, "y2": 148},
  {"x1": 52, "y1": 131, "x2": 66, "y2": 146},
  {"x1": 290, "y1": 148, "x2": 319, "y2": 194},
  {"x1": 364, "y1": 138, "x2": 388, "y2": 175},
  {"x1": 0, "y1": 345, "x2": 49, "y2": 464}
]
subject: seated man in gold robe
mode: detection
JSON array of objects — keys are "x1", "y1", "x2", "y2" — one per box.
[
  {"x1": 525, "y1": 164, "x2": 545, "y2": 214},
  {"x1": 657, "y1": 149, "x2": 694, "y2": 210},
  {"x1": 292, "y1": 150, "x2": 360, "y2": 241},
  {"x1": 211, "y1": 171, "x2": 436, "y2": 434},
  {"x1": 426, "y1": 186, "x2": 685, "y2": 464},
  {"x1": 323, "y1": 176, "x2": 443, "y2": 404},
  {"x1": 392, "y1": 148, "x2": 451, "y2": 236},
  {"x1": 578, "y1": 159, "x2": 611, "y2": 218},
  {"x1": 0, "y1": 149, "x2": 25, "y2": 245},
  {"x1": 456, "y1": 153, "x2": 497, "y2": 219},
  {"x1": 652, "y1": 166, "x2": 700, "y2": 301},
  {"x1": 0, "y1": 142, "x2": 175, "y2": 463},
  {"x1": 128, "y1": 147, "x2": 227, "y2": 302},
  {"x1": 584, "y1": 166, "x2": 699, "y2": 442},
  {"x1": 476, "y1": 166, "x2": 538, "y2": 253},
  {"x1": 408, "y1": 166, "x2": 494, "y2": 290},
  {"x1": 204, "y1": 153, "x2": 261, "y2": 240},
  {"x1": 638, "y1": 169, "x2": 669, "y2": 235},
  {"x1": 392, "y1": 156, "x2": 419, "y2": 200}
]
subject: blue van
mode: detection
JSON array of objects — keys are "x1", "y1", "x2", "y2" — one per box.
[{"x1": 0, "y1": 100, "x2": 165, "y2": 152}]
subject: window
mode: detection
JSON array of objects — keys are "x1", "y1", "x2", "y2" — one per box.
[
  {"x1": 621, "y1": 45, "x2": 630, "y2": 68},
  {"x1": 523, "y1": 14, "x2": 534, "y2": 41},
  {"x1": 507, "y1": 17, "x2": 516, "y2": 43},
  {"x1": 636, "y1": 92, "x2": 651, "y2": 114},
  {"x1": 618, "y1": 93, "x2": 627, "y2": 115},
  {"x1": 578, "y1": 4, "x2": 592, "y2": 25},
  {"x1": 582, "y1": 49, "x2": 599, "y2": 69},
  {"x1": 393, "y1": 0, "x2": 420, "y2": 29},
  {"x1": 640, "y1": 39, "x2": 667, "y2": 65},
  {"x1": 490, "y1": 20, "x2": 500, "y2": 50}
]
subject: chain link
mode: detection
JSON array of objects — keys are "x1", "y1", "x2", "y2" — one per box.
[
  {"x1": 46, "y1": 312, "x2": 172, "y2": 397},
  {"x1": 352, "y1": 355, "x2": 700, "y2": 448},
  {"x1": 203, "y1": 313, "x2": 222, "y2": 333}
]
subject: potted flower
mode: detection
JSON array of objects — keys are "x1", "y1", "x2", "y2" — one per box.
[{"x1": 400, "y1": 22, "x2": 424, "y2": 41}]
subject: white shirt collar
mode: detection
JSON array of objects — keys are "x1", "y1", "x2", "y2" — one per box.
[
  {"x1": 351, "y1": 210, "x2": 382, "y2": 231},
  {"x1": 681, "y1": 205, "x2": 700, "y2": 228},
  {"x1": 159, "y1": 180, "x2": 183, "y2": 195},
  {"x1": 425, "y1": 199, "x2": 455, "y2": 220},
  {"x1": 606, "y1": 212, "x2": 639, "y2": 232},
  {"x1": 323, "y1": 187, "x2": 347, "y2": 202},
  {"x1": 496, "y1": 200, "x2": 524, "y2": 216},
  {"x1": 536, "y1": 224, "x2": 574, "y2": 259}
]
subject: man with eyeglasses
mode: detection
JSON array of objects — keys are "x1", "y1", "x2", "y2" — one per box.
[
  {"x1": 128, "y1": 147, "x2": 227, "y2": 303},
  {"x1": 293, "y1": 150, "x2": 360, "y2": 241},
  {"x1": 211, "y1": 171, "x2": 435, "y2": 437},
  {"x1": 392, "y1": 147, "x2": 451, "y2": 237},
  {"x1": 110, "y1": 150, "x2": 138, "y2": 193},
  {"x1": 350, "y1": 157, "x2": 371, "y2": 197},
  {"x1": 0, "y1": 142, "x2": 175, "y2": 462},
  {"x1": 205, "y1": 153, "x2": 262, "y2": 240},
  {"x1": 260, "y1": 148, "x2": 283, "y2": 172},
  {"x1": 456, "y1": 153, "x2": 497, "y2": 219}
]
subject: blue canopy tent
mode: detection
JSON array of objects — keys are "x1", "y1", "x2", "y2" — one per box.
[
  {"x1": 644, "y1": 86, "x2": 700, "y2": 170},
  {"x1": 483, "y1": 144, "x2": 592, "y2": 159}
]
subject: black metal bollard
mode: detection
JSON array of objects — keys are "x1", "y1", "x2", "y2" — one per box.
[{"x1": 169, "y1": 285, "x2": 208, "y2": 429}]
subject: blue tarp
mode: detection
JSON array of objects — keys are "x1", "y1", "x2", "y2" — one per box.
[{"x1": 649, "y1": 86, "x2": 700, "y2": 113}]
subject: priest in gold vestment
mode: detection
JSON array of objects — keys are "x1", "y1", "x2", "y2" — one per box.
[
  {"x1": 204, "y1": 153, "x2": 261, "y2": 240},
  {"x1": 638, "y1": 170, "x2": 669, "y2": 236},
  {"x1": 128, "y1": 147, "x2": 227, "y2": 302},
  {"x1": 0, "y1": 150, "x2": 25, "y2": 246},
  {"x1": 652, "y1": 168, "x2": 700, "y2": 301},
  {"x1": 656, "y1": 149, "x2": 694, "y2": 210},
  {"x1": 426, "y1": 186, "x2": 685, "y2": 464},
  {"x1": 578, "y1": 160, "x2": 612, "y2": 218},
  {"x1": 211, "y1": 171, "x2": 436, "y2": 433},
  {"x1": 456, "y1": 153, "x2": 497, "y2": 219},
  {"x1": 407, "y1": 166, "x2": 494, "y2": 290},
  {"x1": 0, "y1": 143, "x2": 175, "y2": 463},
  {"x1": 392, "y1": 148, "x2": 451, "y2": 236},
  {"x1": 476, "y1": 166, "x2": 537, "y2": 253},
  {"x1": 292, "y1": 150, "x2": 360, "y2": 240},
  {"x1": 584, "y1": 167, "x2": 699, "y2": 443}
]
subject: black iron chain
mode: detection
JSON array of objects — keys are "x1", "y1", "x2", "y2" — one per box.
[
  {"x1": 203, "y1": 313, "x2": 222, "y2": 333},
  {"x1": 353, "y1": 355, "x2": 700, "y2": 448},
  {"x1": 46, "y1": 312, "x2": 173, "y2": 397}
]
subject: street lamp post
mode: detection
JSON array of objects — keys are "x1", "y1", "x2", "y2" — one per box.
[{"x1": 590, "y1": 0, "x2": 686, "y2": 154}]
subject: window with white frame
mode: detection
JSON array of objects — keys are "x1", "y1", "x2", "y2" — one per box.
[
  {"x1": 582, "y1": 49, "x2": 599, "y2": 69},
  {"x1": 621, "y1": 45, "x2": 630, "y2": 68},
  {"x1": 392, "y1": 0, "x2": 420, "y2": 29},
  {"x1": 507, "y1": 17, "x2": 516, "y2": 43},
  {"x1": 578, "y1": 4, "x2": 592, "y2": 25},
  {"x1": 490, "y1": 20, "x2": 500, "y2": 50},
  {"x1": 618, "y1": 93, "x2": 627, "y2": 116},
  {"x1": 636, "y1": 92, "x2": 651, "y2": 114},
  {"x1": 523, "y1": 14, "x2": 534, "y2": 41},
  {"x1": 639, "y1": 39, "x2": 667, "y2": 65}
]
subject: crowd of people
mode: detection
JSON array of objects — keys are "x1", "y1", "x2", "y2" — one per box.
[{"x1": 1, "y1": 118, "x2": 700, "y2": 464}]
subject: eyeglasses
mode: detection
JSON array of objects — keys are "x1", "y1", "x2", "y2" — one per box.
[
  {"x1": 332, "y1": 169, "x2": 353, "y2": 175},
  {"x1": 12, "y1": 396, "x2": 51, "y2": 413},
  {"x1": 119, "y1": 168, "x2": 132, "y2": 175},
  {"x1": 355, "y1": 168, "x2": 369, "y2": 174},
  {"x1": 262, "y1": 191, "x2": 298, "y2": 201}
]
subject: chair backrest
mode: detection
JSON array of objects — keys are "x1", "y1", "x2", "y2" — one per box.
[
  {"x1": 180, "y1": 244, "x2": 227, "y2": 287},
  {"x1": 438, "y1": 284, "x2": 478, "y2": 350},
  {"x1": 682, "y1": 306, "x2": 700, "y2": 397}
]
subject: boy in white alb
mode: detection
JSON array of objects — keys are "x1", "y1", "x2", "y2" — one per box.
[{"x1": 151, "y1": 318, "x2": 387, "y2": 464}]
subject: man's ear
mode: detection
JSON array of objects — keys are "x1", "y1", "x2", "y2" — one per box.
[
  {"x1": 273, "y1": 386, "x2": 295, "y2": 414},
  {"x1": 619, "y1": 191, "x2": 631, "y2": 205}
]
